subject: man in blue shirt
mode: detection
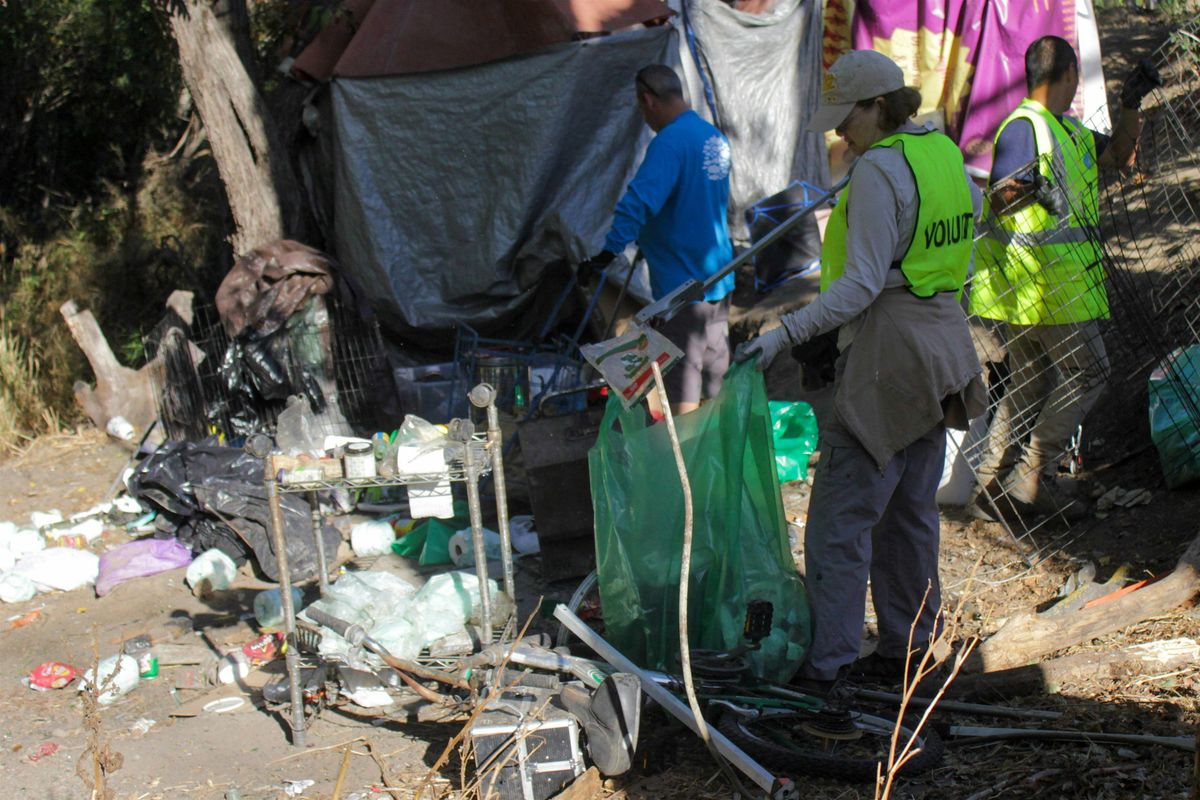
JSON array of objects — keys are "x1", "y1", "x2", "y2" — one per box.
[{"x1": 581, "y1": 64, "x2": 734, "y2": 414}]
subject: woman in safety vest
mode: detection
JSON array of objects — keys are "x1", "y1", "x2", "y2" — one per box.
[{"x1": 739, "y1": 50, "x2": 984, "y2": 689}]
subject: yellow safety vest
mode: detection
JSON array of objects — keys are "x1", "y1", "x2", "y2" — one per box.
[
  {"x1": 821, "y1": 129, "x2": 974, "y2": 298},
  {"x1": 969, "y1": 99, "x2": 1107, "y2": 324}
]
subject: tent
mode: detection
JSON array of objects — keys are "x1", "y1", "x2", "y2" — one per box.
[{"x1": 294, "y1": 0, "x2": 827, "y2": 338}]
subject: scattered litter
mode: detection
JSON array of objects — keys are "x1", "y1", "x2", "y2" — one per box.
[
  {"x1": 113, "y1": 495, "x2": 143, "y2": 514},
  {"x1": 80, "y1": 654, "x2": 140, "y2": 705},
  {"x1": 253, "y1": 587, "x2": 305, "y2": 630},
  {"x1": 448, "y1": 528, "x2": 502, "y2": 566},
  {"x1": 129, "y1": 718, "x2": 156, "y2": 735},
  {"x1": 124, "y1": 635, "x2": 159, "y2": 678},
  {"x1": 217, "y1": 632, "x2": 285, "y2": 684},
  {"x1": 282, "y1": 779, "x2": 315, "y2": 797},
  {"x1": 27, "y1": 661, "x2": 80, "y2": 690},
  {"x1": 96, "y1": 537, "x2": 192, "y2": 596},
  {"x1": 0, "y1": 573, "x2": 37, "y2": 603},
  {"x1": 56, "y1": 517, "x2": 105, "y2": 543},
  {"x1": 27, "y1": 742, "x2": 58, "y2": 762},
  {"x1": 185, "y1": 548, "x2": 238, "y2": 594},
  {"x1": 8, "y1": 608, "x2": 43, "y2": 628},
  {"x1": 11, "y1": 548, "x2": 100, "y2": 592},
  {"x1": 106, "y1": 415, "x2": 136, "y2": 440},
  {"x1": 203, "y1": 696, "x2": 246, "y2": 714},
  {"x1": 29, "y1": 510, "x2": 63, "y2": 529},
  {"x1": 1096, "y1": 486, "x2": 1154, "y2": 515},
  {"x1": 350, "y1": 520, "x2": 396, "y2": 557}
]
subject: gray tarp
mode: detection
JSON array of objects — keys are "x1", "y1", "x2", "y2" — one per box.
[
  {"x1": 328, "y1": 27, "x2": 672, "y2": 335},
  {"x1": 681, "y1": 0, "x2": 828, "y2": 240}
]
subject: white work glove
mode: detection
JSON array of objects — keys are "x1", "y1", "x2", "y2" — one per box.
[{"x1": 735, "y1": 326, "x2": 792, "y2": 371}]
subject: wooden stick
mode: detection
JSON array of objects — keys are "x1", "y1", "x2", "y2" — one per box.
[{"x1": 331, "y1": 744, "x2": 353, "y2": 800}]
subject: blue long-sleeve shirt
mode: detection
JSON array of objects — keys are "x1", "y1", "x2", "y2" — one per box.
[{"x1": 603, "y1": 110, "x2": 734, "y2": 302}]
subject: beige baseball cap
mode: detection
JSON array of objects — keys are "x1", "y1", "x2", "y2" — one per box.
[{"x1": 807, "y1": 50, "x2": 906, "y2": 132}]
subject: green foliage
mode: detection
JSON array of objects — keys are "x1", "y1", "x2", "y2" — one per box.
[
  {"x1": 0, "y1": 0, "x2": 181, "y2": 216},
  {"x1": 249, "y1": 0, "x2": 352, "y2": 91},
  {"x1": 0, "y1": 0, "x2": 229, "y2": 442}
]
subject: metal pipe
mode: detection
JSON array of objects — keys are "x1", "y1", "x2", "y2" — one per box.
[
  {"x1": 471, "y1": 384, "x2": 515, "y2": 601},
  {"x1": 553, "y1": 604, "x2": 778, "y2": 793},
  {"x1": 457, "y1": 418, "x2": 493, "y2": 644},
  {"x1": 265, "y1": 461, "x2": 306, "y2": 747},
  {"x1": 850, "y1": 688, "x2": 1063, "y2": 722},
  {"x1": 308, "y1": 490, "x2": 330, "y2": 596}
]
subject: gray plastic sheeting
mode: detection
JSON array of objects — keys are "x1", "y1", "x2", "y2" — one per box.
[
  {"x1": 328, "y1": 27, "x2": 672, "y2": 335},
  {"x1": 682, "y1": 0, "x2": 828, "y2": 240}
]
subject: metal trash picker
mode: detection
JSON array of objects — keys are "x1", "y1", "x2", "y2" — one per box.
[{"x1": 632, "y1": 174, "x2": 849, "y2": 330}]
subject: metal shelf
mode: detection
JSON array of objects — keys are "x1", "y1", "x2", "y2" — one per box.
[{"x1": 274, "y1": 435, "x2": 491, "y2": 493}]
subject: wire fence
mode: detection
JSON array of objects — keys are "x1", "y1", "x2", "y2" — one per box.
[
  {"x1": 145, "y1": 289, "x2": 393, "y2": 444},
  {"x1": 958, "y1": 22, "x2": 1200, "y2": 564}
]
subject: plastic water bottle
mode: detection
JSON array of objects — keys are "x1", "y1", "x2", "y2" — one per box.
[{"x1": 253, "y1": 587, "x2": 305, "y2": 630}]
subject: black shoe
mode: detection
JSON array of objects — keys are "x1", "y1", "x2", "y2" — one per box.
[{"x1": 850, "y1": 651, "x2": 919, "y2": 684}]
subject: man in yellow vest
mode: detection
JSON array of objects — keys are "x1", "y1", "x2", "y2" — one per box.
[
  {"x1": 966, "y1": 36, "x2": 1160, "y2": 521},
  {"x1": 740, "y1": 51, "x2": 984, "y2": 687}
]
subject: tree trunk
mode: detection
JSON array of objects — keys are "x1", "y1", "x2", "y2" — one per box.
[{"x1": 166, "y1": 0, "x2": 299, "y2": 255}]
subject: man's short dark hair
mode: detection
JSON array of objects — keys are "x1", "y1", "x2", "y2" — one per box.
[
  {"x1": 636, "y1": 64, "x2": 683, "y2": 100},
  {"x1": 1025, "y1": 36, "x2": 1078, "y2": 93}
]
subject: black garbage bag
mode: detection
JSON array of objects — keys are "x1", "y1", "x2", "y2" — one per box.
[
  {"x1": 127, "y1": 440, "x2": 338, "y2": 583},
  {"x1": 194, "y1": 477, "x2": 339, "y2": 583}
]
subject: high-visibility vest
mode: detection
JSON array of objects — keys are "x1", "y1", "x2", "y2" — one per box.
[
  {"x1": 820, "y1": 129, "x2": 974, "y2": 298},
  {"x1": 969, "y1": 99, "x2": 1107, "y2": 324}
]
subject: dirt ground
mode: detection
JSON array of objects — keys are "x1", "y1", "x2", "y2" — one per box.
[
  {"x1": 4, "y1": 8, "x2": 1199, "y2": 800},
  {"x1": 4, "y1": 390, "x2": 1199, "y2": 800}
]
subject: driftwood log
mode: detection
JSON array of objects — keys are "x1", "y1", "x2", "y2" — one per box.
[
  {"x1": 60, "y1": 291, "x2": 193, "y2": 436},
  {"x1": 969, "y1": 531, "x2": 1200, "y2": 673},
  {"x1": 949, "y1": 638, "x2": 1200, "y2": 701}
]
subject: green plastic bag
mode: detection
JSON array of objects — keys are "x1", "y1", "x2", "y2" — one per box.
[
  {"x1": 391, "y1": 502, "x2": 468, "y2": 566},
  {"x1": 589, "y1": 361, "x2": 811, "y2": 682},
  {"x1": 1149, "y1": 345, "x2": 1200, "y2": 489},
  {"x1": 769, "y1": 400, "x2": 818, "y2": 483}
]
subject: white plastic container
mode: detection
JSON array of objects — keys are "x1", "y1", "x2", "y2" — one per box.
[
  {"x1": 80, "y1": 654, "x2": 140, "y2": 705},
  {"x1": 185, "y1": 549, "x2": 237, "y2": 592}
]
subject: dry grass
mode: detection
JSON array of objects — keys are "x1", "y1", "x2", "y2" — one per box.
[{"x1": 0, "y1": 314, "x2": 60, "y2": 452}]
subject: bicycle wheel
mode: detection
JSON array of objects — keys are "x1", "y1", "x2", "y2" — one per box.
[
  {"x1": 716, "y1": 705, "x2": 944, "y2": 782},
  {"x1": 555, "y1": 569, "x2": 601, "y2": 649}
]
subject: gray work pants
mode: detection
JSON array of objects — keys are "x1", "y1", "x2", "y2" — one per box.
[
  {"x1": 799, "y1": 420, "x2": 946, "y2": 681},
  {"x1": 973, "y1": 320, "x2": 1109, "y2": 478}
]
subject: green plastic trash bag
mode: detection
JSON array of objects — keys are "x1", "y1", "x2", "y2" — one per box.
[
  {"x1": 769, "y1": 400, "x2": 818, "y2": 483},
  {"x1": 391, "y1": 503, "x2": 467, "y2": 566},
  {"x1": 589, "y1": 361, "x2": 811, "y2": 682},
  {"x1": 1149, "y1": 345, "x2": 1200, "y2": 489}
]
